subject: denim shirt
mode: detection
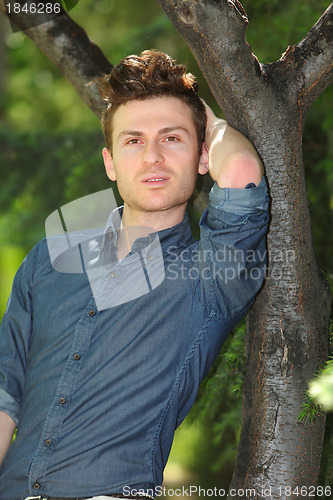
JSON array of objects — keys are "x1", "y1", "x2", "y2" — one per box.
[{"x1": 0, "y1": 178, "x2": 269, "y2": 499}]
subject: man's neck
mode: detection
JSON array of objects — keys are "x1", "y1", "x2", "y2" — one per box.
[{"x1": 116, "y1": 204, "x2": 186, "y2": 259}]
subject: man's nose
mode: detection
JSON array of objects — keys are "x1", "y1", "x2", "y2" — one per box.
[{"x1": 142, "y1": 141, "x2": 163, "y2": 165}]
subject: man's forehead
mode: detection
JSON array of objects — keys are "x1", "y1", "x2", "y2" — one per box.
[
  {"x1": 112, "y1": 97, "x2": 196, "y2": 137},
  {"x1": 113, "y1": 96, "x2": 193, "y2": 120}
]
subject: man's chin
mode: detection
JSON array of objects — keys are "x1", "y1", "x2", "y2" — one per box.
[{"x1": 125, "y1": 198, "x2": 189, "y2": 214}]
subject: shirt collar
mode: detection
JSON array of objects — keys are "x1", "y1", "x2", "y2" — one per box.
[{"x1": 102, "y1": 205, "x2": 193, "y2": 255}]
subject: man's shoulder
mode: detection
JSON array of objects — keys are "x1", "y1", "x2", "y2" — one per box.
[
  {"x1": 45, "y1": 228, "x2": 104, "y2": 274},
  {"x1": 23, "y1": 228, "x2": 104, "y2": 277}
]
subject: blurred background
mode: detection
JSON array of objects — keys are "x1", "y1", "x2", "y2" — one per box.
[{"x1": 0, "y1": 0, "x2": 332, "y2": 496}]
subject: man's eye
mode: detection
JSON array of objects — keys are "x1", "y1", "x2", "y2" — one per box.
[
  {"x1": 165, "y1": 136, "x2": 178, "y2": 142},
  {"x1": 127, "y1": 139, "x2": 141, "y2": 144}
]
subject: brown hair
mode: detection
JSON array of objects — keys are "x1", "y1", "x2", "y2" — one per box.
[{"x1": 95, "y1": 50, "x2": 206, "y2": 154}]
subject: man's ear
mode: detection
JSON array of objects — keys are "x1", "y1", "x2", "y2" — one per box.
[
  {"x1": 198, "y1": 143, "x2": 209, "y2": 175},
  {"x1": 102, "y1": 147, "x2": 117, "y2": 181}
]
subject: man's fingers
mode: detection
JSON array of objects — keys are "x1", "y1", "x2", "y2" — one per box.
[{"x1": 200, "y1": 98, "x2": 216, "y2": 121}]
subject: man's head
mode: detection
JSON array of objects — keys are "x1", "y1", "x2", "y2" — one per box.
[
  {"x1": 95, "y1": 50, "x2": 209, "y2": 227},
  {"x1": 96, "y1": 50, "x2": 206, "y2": 155}
]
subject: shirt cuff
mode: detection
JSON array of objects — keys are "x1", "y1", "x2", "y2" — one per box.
[
  {"x1": 0, "y1": 388, "x2": 20, "y2": 425},
  {"x1": 209, "y1": 176, "x2": 268, "y2": 215}
]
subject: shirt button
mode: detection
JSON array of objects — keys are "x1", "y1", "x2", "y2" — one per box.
[
  {"x1": 110, "y1": 271, "x2": 117, "y2": 278},
  {"x1": 33, "y1": 482, "x2": 41, "y2": 490},
  {"x1": 147, "y1": 253, "x2": 152, "y2": 261},
  {"x1": 59, "y1": 397, "x2": 66, "y2": 405},
  {"x1": 88, "y1": 309, "x2": 96, "y2": 317},
  {"x1": 109, "y1": 232, "x2": 113, "y2": 239},
  {"x1": 44, "y1": 438, "x2": 52, "y2": 446},
  {"x1": 73, "y1": 353, "x2": 81, "y2": 361}
]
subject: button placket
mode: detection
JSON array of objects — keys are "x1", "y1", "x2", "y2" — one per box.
[{"x1": 28, "y1": 300, "x2": 99, "y2": 490}]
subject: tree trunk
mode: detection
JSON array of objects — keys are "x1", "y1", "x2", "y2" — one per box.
[
  {"x1": 154, "y1": 0, "x2": 332, "y2": 496},
  {"x1": 1, "y1": 0, "x2": 332, "y2": 496}
]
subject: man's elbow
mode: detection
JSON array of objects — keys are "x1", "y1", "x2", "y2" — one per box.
[
  {"x1": 217, "y1": 152, "x2": 264, "y2": 189},
  {"x1": 0, "y1": 410, "x2": 16, "y2": 466}
]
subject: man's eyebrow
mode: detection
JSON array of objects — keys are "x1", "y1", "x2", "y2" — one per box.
[
  {"x1": 117, "y1": 126, "x2": 190, "y2": 141},
  {"x1": 159, "y1": 126, "x2": 190, "y2": 135},
  {"x1": 117, "y1": 130, "x2": 144, "y2": 140}
]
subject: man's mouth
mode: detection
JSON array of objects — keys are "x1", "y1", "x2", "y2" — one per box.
[{"x1": 142, "y1": 175, "x2": 169, "y2": 184}]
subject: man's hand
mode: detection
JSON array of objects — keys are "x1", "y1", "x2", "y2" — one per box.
[
  {"x1": 0, "y1": 411, "x2": 16, "y2": 467},
  {"x1": 202, "y1": 101, "x2": 264, "y2": 188}
]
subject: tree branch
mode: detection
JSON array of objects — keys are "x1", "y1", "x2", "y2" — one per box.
[
  {"x1": 155, "y1": 0, "x2": 276, "y2": 135},
  {"x1": 289, "y1": 3, "x2": 333, "y2": 116},
  {"x1": 263, "y1": 3, "x2": 333, "y2": 126},
  {"x1": 0, "y1": 0, "x2": 111, "y2": 116}
]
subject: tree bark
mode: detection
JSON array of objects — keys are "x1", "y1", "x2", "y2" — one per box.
[
  {"x1": 1, "y1": 0, "x2": 332, "y2": 496},
  {"x1": 154, "y1": 0, "x2": 332, "y2": 497}
]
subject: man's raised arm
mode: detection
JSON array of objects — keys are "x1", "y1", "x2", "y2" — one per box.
[
  {"x1": 203, "y1": 102, "x2": 264, "y2": 188},
  {"x1": 0, "y1": 411, "x2": 16, "y2": 467}
]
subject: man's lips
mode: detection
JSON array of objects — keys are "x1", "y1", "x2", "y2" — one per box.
[{"x1": 141, "y1": 175, "x2": 170, "y2": 184}]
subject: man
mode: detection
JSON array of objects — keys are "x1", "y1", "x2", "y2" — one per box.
[{"x1": 0, "y1": 50, "x2": 268, "y2": 499}]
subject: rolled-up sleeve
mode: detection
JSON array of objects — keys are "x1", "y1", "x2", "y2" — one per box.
[
  {"x1": 0, "y1": 246, "x2": 37, "y2": 425},
  {"x1": 198, "y1": 176, "x2": 269, "y2": 317}
]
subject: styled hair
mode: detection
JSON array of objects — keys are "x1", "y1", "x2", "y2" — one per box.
[{"x1": 95, "y1": 50, "x2": 206, "y2": 154}]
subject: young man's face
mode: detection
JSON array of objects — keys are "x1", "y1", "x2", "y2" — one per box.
[{"x1": 103, "y1": 96, "x2": 208, "y2": 220}]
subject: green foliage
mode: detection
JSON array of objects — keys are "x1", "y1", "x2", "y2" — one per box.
[
  {"x1": 0, "y1": 246, "x2": 26, "y2": 315},
  {"x1": 308, "y1": 321, "x2": 333, "y2": 413},
  {"x1": 303, "y1": 86, "x2": 333, "y2": 274},
  {"x1": 309, "y1": 360, "x2": 333, "y2": 412},
  {"x1": 243, "y1": 0, "x2": 332, "y2": 63},
  {"x1": 298, "y1": 392, "x2": 324, "y2": 424},
  {"x1": 0, "y1": 124, "x2": 112, "y2": 249},
  {"x1": 176, "y1": 323, "x2": 246, "y2": 487},
  {"x1": 60, "y1": 0, "x2": 79, "y2": 11},
  {"x1": 2, "y1": 0, "x2": 211, "y2": 133},
  {"x1": 298, "y1": 322, "x2": 333, "y2": 423},
  {"x1": 304, "y1": 322, "x2": 333, "y2": 487}
]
